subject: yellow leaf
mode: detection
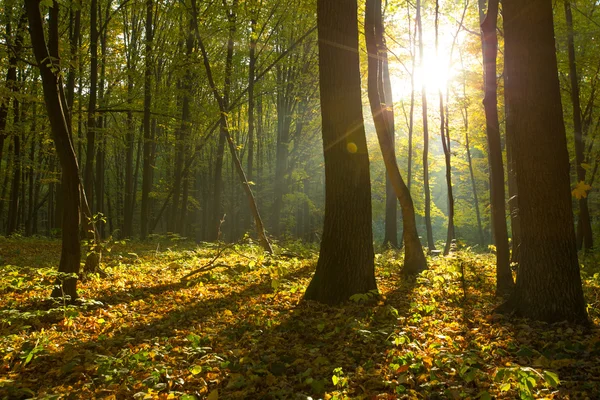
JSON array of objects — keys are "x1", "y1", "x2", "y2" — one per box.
[
  {"x1": 223, "y1": 309, "x2": 233, "y2": 317},
  {"x1": 572, "y1": 181, "x2": 592, "y2": 199}
]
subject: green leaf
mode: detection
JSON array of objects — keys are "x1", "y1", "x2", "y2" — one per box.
[
  {"x1": 478, "y1": 391, "x2": 492, "y2": 400},
  {"x1": 332, "y1": 375, "x2": 339, "y2": 386},
  {"x1": 543, "y1": 370, "x2": 560, "y2": 388}
]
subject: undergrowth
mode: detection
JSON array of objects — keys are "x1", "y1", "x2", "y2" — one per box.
[{"x1": 0, "y1": 236, "x2": 599, "y2": 399}]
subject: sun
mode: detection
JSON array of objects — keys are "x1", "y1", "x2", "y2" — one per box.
[{"x1": 417, "y1": 53, "x2": 452, "y2": 94}]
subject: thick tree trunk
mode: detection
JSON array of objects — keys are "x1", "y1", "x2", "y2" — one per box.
[
  {"x1": 416, "y1": 0, "x2": 435, "y2": 252},
  {"x1": 366, "y1": 0, "x2": 426, "y2": 274},
  {"x1": 564, "y1": 1, "x2": 593, "y2": 251},
  {"x1": 304, "y1": 0, "x2": 377, "y2": 304},
  {"x1": 26, "y1": 0, "x2": 82, "y2": 300},
  {"x1": 481, "y1": 0, "x2": 513, "y2": 295},
  {"x1": 498, "y1": 0, "x2": 588, "y2": 324}
]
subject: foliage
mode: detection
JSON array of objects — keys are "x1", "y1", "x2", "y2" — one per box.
[{"x1": 0, "y1": 239, "x2": 599, "y2": 398}]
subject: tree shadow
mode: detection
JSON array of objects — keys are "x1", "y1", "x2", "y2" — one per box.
[
  {"x1": 209, "y1": 273, "x2": 418, "y2": 399},
  {"x1": 1, "y1": 262, "x2": 317, "y2": 398}
]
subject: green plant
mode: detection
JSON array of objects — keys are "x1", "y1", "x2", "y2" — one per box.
[
  {"x1": 494, "y1": 366, "x2": 559, "y2": 400},
  {"x1": 332, "y1": 367, "x2": 348, "y2": 389},
  {"x1": 349, "y1": 289, "x2": 379, "y2": 303}
]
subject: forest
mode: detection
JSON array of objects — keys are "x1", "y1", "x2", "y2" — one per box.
[{"x1": 1, "y1": 0, "x2": 600, "y2": 398}]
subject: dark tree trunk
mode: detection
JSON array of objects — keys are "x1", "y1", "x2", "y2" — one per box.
[
  {"x1": 564, "y1": 1, "x2": 593, "y2": 251},
  {"x1": 416, "y1": 0, "x2": 435, "y2": 251},
  {"x1": 26, "y1": 0, "x2": 82, "y2": 300},
  {"x1": 304, "y1": 0, "x2": 377, "y2": 304},
  {"x1": 0, "y1": 10, "x2": 26, "y2": 194},
  {"x1": 366, "y1": 0, "x2": 426, "y2": 274},
  {"x1": 140, "y1": 0, "x2": 153, "y2": 239},
  {"x1": 84, "y1": 0, "x2": 98, "y2": 213},
  {"x1": 481, "y1": 0, "x2": 513, "y2": 295},
  {"x1": 498, "y1": 0, "x2": 588, "y2": 324},
  {"x1": 122, "y1": 7, "x2": 140, "y2": 238}
]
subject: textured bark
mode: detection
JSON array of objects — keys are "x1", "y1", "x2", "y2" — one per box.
[
  {"x1": 304, "y1": 0, "x2": 377, "y2": 304},
  {"x1": 365, "y1": 0, "x2": 426, "y2": 274},
  {"x1": 498, "y1": 0, "x2": 588, "y2": 324},
  {"x1": 416, "y1": 0, "x2": 435, "y2": 251},
  {"x1": 564, "y1": 1, "x2": 593, "y2": 251},
  {"x1": 481, "y1": 0, "x2": 513, "y2": 295},
  {"x1": 26, "y1": 0, "x2": 81, "y2": 299}
]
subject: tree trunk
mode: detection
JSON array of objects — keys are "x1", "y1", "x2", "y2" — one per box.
[
  {"x1": 498, "y1": 0, "x2": 588, "y2": 324},
  {"x1": 193, "y1": 0, "x2": 272, "y2": 252},
  {"x1": 304, "y1": 0, "x2": 377, "y2": 304},
  {"x1": 84, "y1": 0, "x2": 98, "y2": 214},
  {"x1": 481, "y1": 0, "x2": 513, "y2": 295},
  {"x1": 26, "y1": 0, "x2": 82, "y2": 300},
  {"x1": 382, "y1": 53, "x2": 398, "y2": 249},
  {"x1": 122, "y1": 7, "x2": 140, "y2": 238},
  {"x1": 365, "y1": 0, "x2": 427, "y2": 274},
  {"x1": 416, "y1": 0, "x2": 435, "y2": 251},
  {"x1": 140, "y1": 0, "x2": 153, "y2": 239},
  {"x1": 564, "y1": 0, "x2": 593, "y2": 251}
]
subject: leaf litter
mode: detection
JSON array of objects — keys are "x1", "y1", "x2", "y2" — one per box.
[{"x1": 1, "y1": 236, "x2": 599, "y2": 399}]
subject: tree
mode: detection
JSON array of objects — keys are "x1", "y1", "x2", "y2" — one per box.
[
  {"x1": 365, "y1": 0, "x2": 427, "y2": 274},
  {"x1": 304, "y1": 0, "x2": 377, "y2": 304},
  {"x1": 416, "y1": 0, "x2": 435, "y2": 252},
  {"x1": 140, "y1": 0, "x2": 153, "y2": 240},
  {"x1": 481, "y1": 0, "x2": 513, "y2": 295},
  {"x1": 564, "y1": 0, "x2": 593, "y2": 251},
  {"x1": 498, "y1": 0, "x2": 588, "y2": 323},
  {"x1": 26, "y1": 0, "x2": 81, "y2": 299}
]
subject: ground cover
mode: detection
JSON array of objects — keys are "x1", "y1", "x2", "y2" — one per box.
[{"x1": 1, "y1": 237, "x2": 599, "y2": 399}]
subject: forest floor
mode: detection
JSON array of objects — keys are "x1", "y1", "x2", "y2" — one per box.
[{"x1": 0, "y1": 237, "x2": 599, "y2": 400}]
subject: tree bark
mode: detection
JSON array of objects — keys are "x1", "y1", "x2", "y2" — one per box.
[
  {"x1": 304, "y1": 0, "x2": 377, "y2": 304},
  {"x1": 26, "y1": 0, "x2": 81, "y2": 300},
  {"x1": 365, "y1": 0, "x2": 427, "y2": 274},
  {"x1": 498, "y1": 0, "x2": 588, "y2": 323},
  {"x1": 481, "y1": 0, "x2": 513, "y2": 295},
  {"x1": 564, "y1": 0, "x2": 593, "y2": 251}
]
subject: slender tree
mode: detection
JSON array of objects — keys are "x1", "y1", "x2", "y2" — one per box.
[
  {"x1": 564, "y1": 0, "x2": 593, "y2": 251},
  {"x1": 481, "y1": 0, "x2": 513, "y2": 295},
  {"x1": 140, "y1": 0, "x2": 153, "y2": 239},
  {"x1": 304, "y1": 0, "x2": 377, "y2": 304},
  {"x1": 26, "y1": 0, "x2": 82, "y2": 299},
  {"x1": 365, "y1": 0, "x2": 426, "y2": 274},
  {"x1": 498, "y1": 0, "x2": 588, "y2": 323},
  {"x1": 416, "y1": 0, "x2": 435, "y2": 251}
]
